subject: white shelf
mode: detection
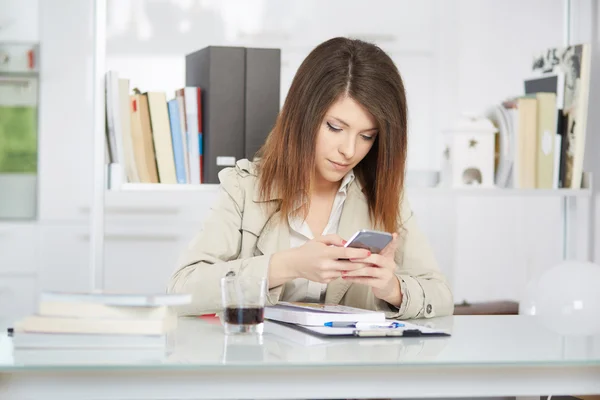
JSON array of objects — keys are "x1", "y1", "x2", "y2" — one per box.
[
  {"x1": 107, "y1": 183, "x2": 591, "y2": 197},
  {"x1": 407, "y1": 187, "x2": 592, "y2": 197},
  {"x1": 110, "y1": 183, "x2": 220, "y2": 192}
]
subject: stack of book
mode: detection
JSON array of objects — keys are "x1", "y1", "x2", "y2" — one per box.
[
  {"x1": 10, "y1": 291, "x2": 191, "y2": 364},
  {"x1": 105, "y1": 71, "x2": 204, "y2": 187},
  {"x1": 488, "y1": 43, "x2": 591, "y2": 190}
]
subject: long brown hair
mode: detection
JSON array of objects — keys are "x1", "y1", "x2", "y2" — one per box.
[{"x1": 256, "y1": 37, "x2": 408, "y2": 233}]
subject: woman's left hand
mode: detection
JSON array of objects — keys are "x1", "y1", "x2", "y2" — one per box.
[{"x1": 341, "y1": 232, "x2": 402, "y2": 307}]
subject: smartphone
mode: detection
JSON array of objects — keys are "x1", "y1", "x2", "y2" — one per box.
[{"x1": 344, "y1": 229, "x2": 393, "y2": 254}]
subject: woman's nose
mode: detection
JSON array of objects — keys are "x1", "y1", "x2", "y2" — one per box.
[{"x1": 338, "y1": 135, "x2": 356, "y2": 159}]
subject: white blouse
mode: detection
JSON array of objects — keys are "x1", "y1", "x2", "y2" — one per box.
[{"x1": 282, "y1": 170, "x2": 355, "y2": 303}]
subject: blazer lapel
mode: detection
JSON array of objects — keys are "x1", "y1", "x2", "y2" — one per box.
[
  {"x1": 254, "y1": 207, "x2": 290, "y2": 302},
  {"x1": 325, "y1": 181, "x2": 372, "y2": 304},
  {"x1": 255, "y1": 209, "x2": 290, "y2": 255}
]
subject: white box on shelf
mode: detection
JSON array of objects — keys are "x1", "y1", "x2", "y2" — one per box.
[{"x1": 445, "y1": 115, "x2": 498, "y2": 188}]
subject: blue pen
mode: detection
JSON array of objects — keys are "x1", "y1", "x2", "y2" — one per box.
[{"x1": 324, "y1": 321, "x2": 404, "y2": 328}]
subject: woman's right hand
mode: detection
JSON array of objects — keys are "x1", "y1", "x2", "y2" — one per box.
[{"x1": 269, "y1": 234, "x2": 371, "y2": 287}]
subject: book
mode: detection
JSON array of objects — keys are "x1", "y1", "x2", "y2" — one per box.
[
  {"x1": 178, "y1": 87, "x2": 202, "y2": 184},
  {"x1": 38, "y1": 300, "x2": 171, "y2": 319},
  {"x1": 515, "y1": 96, "x2": 538, "y2": 189},
  {"x1": 174, "y1": 90, "x2": 190, "y2": 183},
  {"x1": 39, "y1": 291, "x2": 191, "y2": 307},
  {"x1": 264, "y1": 302, "x2": 386, "y2": 327},
  {"x1": 146, "y1": 91, "x2": 177, "y2": 183},
  {"x1": 524, "y1": 74, "x2": 564, "y2": 189},
  {"x1": 12, "y1": 331, "x2": 166, "y2": 349},
  {"x1": 14, "y1": 315, "x2": 177, "y2": 336},
  {"x1": 130, "y1": 93, "x2": 159, "y2": 183},
  {"x1": 118, "y1": 77, "x2": 139, "y2": 183},
  {"x1": 12, "y1": 348, "x2": 166, "y2": 365},
  {"x1": 167, "y1": 98, "x2": 187, "y2": 183}
]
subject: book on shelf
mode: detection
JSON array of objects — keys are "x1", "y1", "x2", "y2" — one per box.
[
  {"x1": 176, "y1": 87, "x2": 203, "y2": 185},
  {"x1": 130, "y1": 91, "x2": 159, "y2": 183},
  {"x1": 146, "y1": 91, "x2": 177, "y2": 184},
  {"x1": 167, "y1": 98, "x2": 188, "y2": 184}
]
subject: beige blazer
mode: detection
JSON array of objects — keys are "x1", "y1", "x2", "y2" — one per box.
[{"x1": 168, "y1": 159, "x2": 454, "y2": 319}]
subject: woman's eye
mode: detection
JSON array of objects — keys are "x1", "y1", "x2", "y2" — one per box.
[
  {"x1": 326, "y1": 122, "x2": 342, "y2": 132},
  {"x1": 360, "y1": 134, "x2": 374, "y2": 141}
]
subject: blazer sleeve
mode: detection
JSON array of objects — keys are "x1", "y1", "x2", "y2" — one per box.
[
  {"x1": 167, "y1": 167, "x2": 273, "y2": 316},
  {"x1": 379, "y1": 198, "x2": 454, "y2": 319}
]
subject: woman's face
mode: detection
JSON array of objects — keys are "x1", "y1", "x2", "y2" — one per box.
[{"x1": 314, "y1": 95, "x2": 378, "y2": 185}]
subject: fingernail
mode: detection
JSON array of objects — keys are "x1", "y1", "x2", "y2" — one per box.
[
  {"x1": 367, "y1": 251, "x2": 371, "y2": 256},
  {"x1": 342, "y1": 240, "x2": 347, "y2": 245}
]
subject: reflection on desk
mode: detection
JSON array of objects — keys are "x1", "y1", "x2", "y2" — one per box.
[{"x1": 1, "y1": 315, "x2": 599, "y2": 368}]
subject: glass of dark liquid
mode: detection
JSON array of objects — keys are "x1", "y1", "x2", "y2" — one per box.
[{"x1": 220, "y1": 275, "x2": 267, "y2": 335}]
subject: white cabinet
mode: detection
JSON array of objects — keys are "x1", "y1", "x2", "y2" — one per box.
[
  {"x1": 103, "y1": 188, "x2": 220, "y2": 225},
  {"x1": 0, "y1": 275, "x2": 37, "y2": 322},
  {"x1": 103, "y1": 222, "x2": 200, "y2": 294},
  {"x1": 37, "y1": 220, "x2": 205, "y2": 296},
  {"x1": 0, "y1": 223, "x2": 38, "y2": 274},
  {"x1": 0, "y1": 223, "x2": 38, "y2": 322},
  {"x1": 100, "y1": 190, "x2": 218, "y2": 293},
  {"x1": 452, "y1": 197, "x2": 565, "y2": 304},
  {"x1": 38, "y1": 225, "x2": 90, "y2": 293}
]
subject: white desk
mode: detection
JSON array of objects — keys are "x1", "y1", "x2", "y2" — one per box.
[{"x1": 1, "y1": 315, "x2": 599, "y2": 399}]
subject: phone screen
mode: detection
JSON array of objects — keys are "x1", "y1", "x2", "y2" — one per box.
[{"x1": 344, "y1": 230, "x2": 392, "y2": 254}]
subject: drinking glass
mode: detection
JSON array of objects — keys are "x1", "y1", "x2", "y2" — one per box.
[{"x1": 220, "y1": 275, "x2": 267, "y2": 335}]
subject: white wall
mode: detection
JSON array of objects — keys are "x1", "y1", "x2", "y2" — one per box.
[
  {"x1": 0, "y1": 0, "x2": 39, "y2": 321},
  {"x1": 104, "y1": 0, "x2": 594, "y2": 302},
  {"x1": 0, "y1": 0, "x2": 38, "y2": 42},
  {"x1": 581, "y1": 0, "x2": 600, "y2": 263}
]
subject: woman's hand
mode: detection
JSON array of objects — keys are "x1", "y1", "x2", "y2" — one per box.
[
  {"x1": 269, "y1": 234, "x2": 371, "y2": 287},
  {"x1": 340, "y1": 233, "x2": 402, "y2": 307}
]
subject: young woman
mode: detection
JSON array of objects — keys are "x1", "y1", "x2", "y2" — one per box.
[{"x1": 168, "y1": 37, "x2": 454, "y2": 319}]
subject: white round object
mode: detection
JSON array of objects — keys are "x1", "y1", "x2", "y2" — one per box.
[{"x1": 527, "y1": 261, "x2": 600, "y2": 336}]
